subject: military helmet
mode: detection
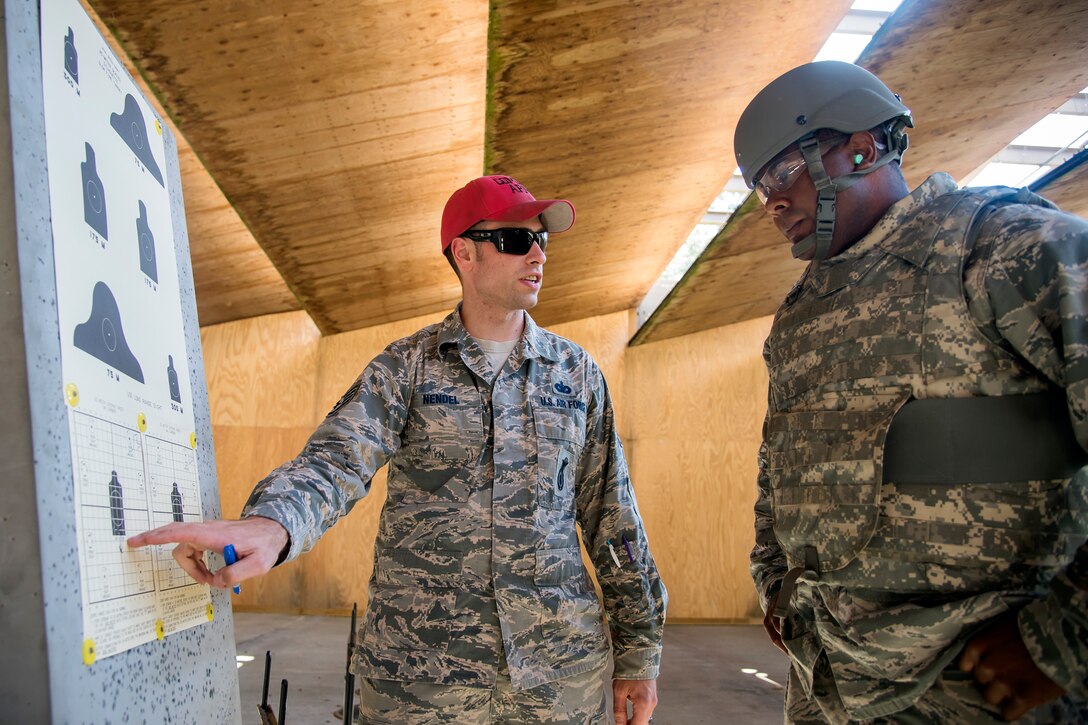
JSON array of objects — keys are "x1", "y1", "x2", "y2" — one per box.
[{"x1": 735, "y1": 61, "x2": 913, "y2": 188}]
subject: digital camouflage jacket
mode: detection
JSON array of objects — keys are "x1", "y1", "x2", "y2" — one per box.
[
  {"x1": 243, "y1": 308, "x2": 667, "y2": 690},
  {"x1": 753, "y1": 174, "x2": 1088, "y2": 719}
]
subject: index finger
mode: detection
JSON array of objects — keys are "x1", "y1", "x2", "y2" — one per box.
[{"x1": 127, "y1": 522, "x2": 226, "y2": 550}]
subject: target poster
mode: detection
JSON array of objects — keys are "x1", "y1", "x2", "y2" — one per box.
[{"x1": 40, "y1": 0, "x2": 212, "y2": 663}]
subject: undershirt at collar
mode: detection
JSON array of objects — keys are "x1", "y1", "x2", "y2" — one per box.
[{"x1": 473, "y1": 336, "x2": 519, "y2": 381}]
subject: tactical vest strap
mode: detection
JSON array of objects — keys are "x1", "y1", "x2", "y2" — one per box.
[
  {"x1": 773, "y1": 545, "x2": 819, "y2": 618},
  {"x1": 884, "y1": 392, "x2": 1087, "y2": 484}
]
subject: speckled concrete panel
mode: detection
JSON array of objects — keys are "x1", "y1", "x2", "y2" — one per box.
[
  {"x1": 0, "y1": 3, "x2": 52, "y2": 721},
  {"x1": 7, "y1": 1, "x2": 240, "y2": 720}
]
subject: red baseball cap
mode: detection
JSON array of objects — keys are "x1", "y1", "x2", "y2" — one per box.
[{"x1": 440, "y1": 175, "x2": 575, "y2": 252}]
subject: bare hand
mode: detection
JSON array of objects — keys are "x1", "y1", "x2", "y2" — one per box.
[
  {"x1": 764, "y1": 593, "x2": 786, "y2": 654},
  {"x1": 127, "y1": 517, "x2": 288, "y2": 590},
  {"x1": 958, "y1": 613, "x2": 1065, "y2": 721},
  {"x1": 613, "y1": 678, "x2": 657, "y2": 725}
]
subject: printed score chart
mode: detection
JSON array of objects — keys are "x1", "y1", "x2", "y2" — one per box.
[
  {"x1": 73, "y1": 412, "x2": 156, "y2": 604},
  {"x1": 145, "y1": 435, "x2": 202, "y2": 591}
]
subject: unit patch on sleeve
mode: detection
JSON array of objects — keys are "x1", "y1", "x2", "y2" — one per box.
[{"x1": 326, "y1": 380, "x2": 362, "y2": 418}]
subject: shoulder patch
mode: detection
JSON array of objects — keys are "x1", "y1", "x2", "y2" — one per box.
[{"x1": 326, "y1": 380, "x2": 361, "y2": 418}]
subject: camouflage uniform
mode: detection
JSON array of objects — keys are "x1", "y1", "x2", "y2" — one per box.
[
  {"x1": 358, "y1": 646, "x2": 609, "y2": 724},
  {"x1": 753, "y1": 173, "x2": 1088, "y2": 722},
  {"x1": 242, "y1": 307, "x2": 666, "y2": 717}
]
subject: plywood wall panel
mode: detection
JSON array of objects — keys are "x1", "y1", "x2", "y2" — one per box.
[
  {"x1": 200, "y1": 311, "x2": 321, "y2": 428},
  {"x1": 627, "y1": 315, "x2": 773, "y2": 621},
  {"x1": 212, "y1": 424, "x2": 313, "y2": 613}
]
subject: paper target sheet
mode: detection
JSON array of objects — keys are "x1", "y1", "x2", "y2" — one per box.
[{"x1": 41, "y1": 0, "x2": 212, "y2": 664}]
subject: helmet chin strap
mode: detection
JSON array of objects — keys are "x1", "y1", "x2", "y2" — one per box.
[{"x1": 789, "y1": 135, "x2": 901, "y2": 261}]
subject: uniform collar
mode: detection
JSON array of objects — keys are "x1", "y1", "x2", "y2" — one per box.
[
  {"x1": 803, "y1": 173, "x2": 959, "y2": 296},
  {"x1": 828, "y1": 173, "x2": 958, "y2": 265},
  {"x1": 437, "y1": 305, "x2": 560, "y2": 377},
  {"x1": 520, "y1": 311, "x2": 560, "y2": 363}
]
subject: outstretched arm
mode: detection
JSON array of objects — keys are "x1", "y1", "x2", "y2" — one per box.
[{"x1": 127, "y1": 516, "x2": 288, "y2": 589}]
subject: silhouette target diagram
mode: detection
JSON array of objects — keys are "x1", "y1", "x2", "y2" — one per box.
[
  {"x1": 73, "y1": 281, "x2": 144, "y2": 383},
  {"x1": 81, "y1": 143, "x2": 107, "y2": 238},
  {"x1": 110, "y1": 94, "x2": 164, "y2": 186}
]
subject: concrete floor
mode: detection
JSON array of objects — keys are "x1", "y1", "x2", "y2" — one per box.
[{"x1": 234, "y1": 612, "x2": 788, "y2": 724}]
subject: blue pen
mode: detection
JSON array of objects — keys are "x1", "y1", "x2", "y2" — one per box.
[
  {"x1": 621, "y1": 534, "x2": 635, "y2": 563},
  {"x1": 223, "y1": 544, "x2": 241, "y2": 594}
]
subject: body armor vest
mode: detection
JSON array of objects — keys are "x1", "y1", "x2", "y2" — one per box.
[{"x1": 765, "y1": 187, "x2": 1086, "y2": 590}]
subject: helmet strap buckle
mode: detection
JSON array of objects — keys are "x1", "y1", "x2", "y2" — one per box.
[{"x1": 796, "y1": 135, "x2": 838, "y2": 261}]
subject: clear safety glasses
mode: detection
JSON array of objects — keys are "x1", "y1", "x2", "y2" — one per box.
[
  {"x1": 754, "y1": 150, "x2": 809, "y2": 204},
  {"x1": 753, "y1": 136, "x2": 850, "y2": 204}
]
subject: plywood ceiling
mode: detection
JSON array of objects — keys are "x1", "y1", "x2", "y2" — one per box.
[
  {"x1": 486, "y1": 0, "x2": 852, "y2": 326},
  {"x1": 634, "y1": 0, "x2": 1088, "y2": 344},
  {"x1": 83, "y1": 0, "x2": 301, "y2": 327},
  {"x1": 1040, "y1": 156, "x2": 1088, "y2": 220},
  {"x1": 91, "y1": 0, "x2": 489, "y2": 334},
  {"x1": 89, "y1": 0, "x2": 1088, "y2": 338}
]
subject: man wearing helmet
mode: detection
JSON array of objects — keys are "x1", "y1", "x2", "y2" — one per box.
[{"x1": 736, "y1": 61, "x2": 1088, "y2": 723}]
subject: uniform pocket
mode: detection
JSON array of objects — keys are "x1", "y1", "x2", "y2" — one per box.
[
  {"x1": 533, "y1": 407, "x2": 585, "y2": 511},
  {"x1": 396, "y1": 402, "x2": 483, "y2": 497},
  {"x1": 534, "y1": 546, "x2": 589, "y2": 588},
  {"x1": 361, "y1": 583, "x2": 455, "y2": 654},
  {"x1": 535, "y1": 547, "x2": 604, "y2": 647}
]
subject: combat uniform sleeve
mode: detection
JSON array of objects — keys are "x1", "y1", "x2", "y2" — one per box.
[
  {"x1": 574, "y1": 361, "x2": 667, "y2": 680},
  {"x1": 751, "y1": 409, "x2": 788, "y2": 613},
  {"x1": 967, "y1": 204, "x2": 1088, "y2": 696},
  {"x1": 240, "y1": 344, "x2": 411, "y2": 563}
]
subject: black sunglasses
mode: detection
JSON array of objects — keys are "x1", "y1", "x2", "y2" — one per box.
[{"x1": 462, "y1": 228, "x2": 548, "y2": 255}]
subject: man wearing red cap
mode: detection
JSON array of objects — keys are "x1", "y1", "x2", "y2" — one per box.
[{"x1": 130, "y1": 175, "x2": 667, "y2": 724}]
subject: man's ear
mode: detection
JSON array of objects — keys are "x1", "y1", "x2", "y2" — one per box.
[
  {"x1": 450, "y1": 237, "x2": 475, "y2": 268},
  {"x1": 848, "y1": 131, "x2": 880, "y2": 169}
]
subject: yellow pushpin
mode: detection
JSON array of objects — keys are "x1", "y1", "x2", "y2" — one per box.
[
  {"x1": 190, "y1": 432, "x2": 198, "y2": 449},
  {"x1": 155, "y1": 118, "x2": 163, "y2": 135},
  {"x1": 155, "y1": 619, "x2": 165, "y2": 640},
  {"x1": 65, "y1": 383, "x2": 80, "y2": 407},
  {"x1": 82, "y1": 639, "x2": 96, "y2": 666},
  {"x1": 206, "y1": 603, "x2": 215, "y2": 621},
  {"x1": 137, "y1": 413, "x2": 147, "y2": 432}
]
